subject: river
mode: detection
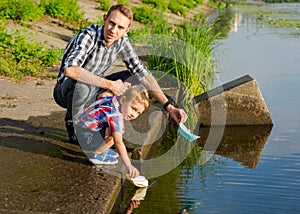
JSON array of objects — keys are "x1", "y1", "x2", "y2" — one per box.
[{"x1": 115, "y1": 3, "x2": 300, "y2": 214}]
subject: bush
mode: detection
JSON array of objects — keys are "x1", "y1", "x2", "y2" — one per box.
[
  {"x1": 167, "y1": 0, "x2": 205, "y2": 16},
  {"x1": 142, "y1": 0, "x2": 168, "y2": 11},
  {"x1": 175, "y1": 0, "x2": 196, "y2": 9},
  {"x1": 132, "y1": 6, "x2": 155, "y2": 24},
  {"x1": 40, "y1": 0, "x2": 83, "y2": 22},
  {"x1": 168, "y1": 2, "x2": 187, "y2": 17},
  {"x1": 117, "y1": 0, "x2": 130, "y2": 6},
  {"x1": 0, "y1": 22, "x2": 61, "y2": 78},
  {"x1": 98, "y1": 0, "x2": 112, "y2": 11},
  {"x1": 0, "y1": 0, "x2": 43, "y2": 21}
]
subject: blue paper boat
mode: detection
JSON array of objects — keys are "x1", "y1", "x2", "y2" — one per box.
[{"x1": 178, "y1": 124, "x2": 200, "y2": 142}]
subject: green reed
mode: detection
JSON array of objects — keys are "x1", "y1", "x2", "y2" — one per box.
[{"x1": 130, "y1": 18, "x2": 219, "y2": 96}]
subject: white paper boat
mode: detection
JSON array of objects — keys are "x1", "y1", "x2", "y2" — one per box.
[{"x1": 128, "y1": 175, "x2": 149, "y2": 188}]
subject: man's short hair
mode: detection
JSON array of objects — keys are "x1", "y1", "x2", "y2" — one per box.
[{"x1": 107, "y1": 4, "x2": 133, "y2": 24}]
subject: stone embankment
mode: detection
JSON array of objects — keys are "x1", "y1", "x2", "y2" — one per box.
[{"x1": 195, "y1": 75, "x2": 273, "y2": 126}]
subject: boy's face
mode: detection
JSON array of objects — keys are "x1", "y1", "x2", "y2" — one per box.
[
  {"x1": 121, "y1": 99, "x2": 146, "y2": 121},
  {"x1": 103, "y1": 10, "x2": 131, "y2": 47}
]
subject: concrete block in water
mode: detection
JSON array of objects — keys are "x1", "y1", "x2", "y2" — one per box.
[{"x1": 195, "y1": 75, "x2": 273, "y2": 126}]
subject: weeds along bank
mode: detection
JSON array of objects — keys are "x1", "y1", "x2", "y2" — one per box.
[{"x1": 0, "y1": 0, "x2": 223, "y2": 96}]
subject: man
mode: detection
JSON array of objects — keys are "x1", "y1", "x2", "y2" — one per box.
[{"x1": 53, "y1": 4, "x2": 187, "y2": 144}]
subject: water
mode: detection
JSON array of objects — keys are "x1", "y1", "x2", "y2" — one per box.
[{"x1": 116, "y1": 4, "x2": 300, "y2": 214}]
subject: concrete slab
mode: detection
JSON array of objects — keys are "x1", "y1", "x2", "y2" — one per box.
[
  {"x1": 0, "y1": 104, "x2": 165, "y2": 214},
  {"x1": 195, "y1": 75, "x2": 273, "y2": 126}
]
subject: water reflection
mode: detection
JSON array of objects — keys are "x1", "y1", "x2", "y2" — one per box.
[
  {"x1": 212, "y1": 8, "x2": 236, "y2": 38},
  {"x1": 197, "y1": 125, "x2": 273, "y2": 168},
  {"x1": 122, "y1": 187, "x2": 148, "y2": 214}
]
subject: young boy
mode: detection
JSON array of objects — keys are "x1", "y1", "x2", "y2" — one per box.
[{"x1": 76, "y1": 85, "x2": 149, "y2": 178}]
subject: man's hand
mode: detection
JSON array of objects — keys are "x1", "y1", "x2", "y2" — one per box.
[
  {"x1": 168, "y1": 105, "x2": 188, "y2": 124},
  {"x1": 109, "y1": 79, "x2": 131, "y2": 96}
]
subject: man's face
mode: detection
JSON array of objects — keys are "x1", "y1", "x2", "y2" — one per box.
[{"x1": 103, "y1": 10, "x2": 131, "y2": 47}]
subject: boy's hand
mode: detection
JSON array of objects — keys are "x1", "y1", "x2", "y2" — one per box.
[{"x1": 127, "y1": 165, "x2": 140, "y2": 178}]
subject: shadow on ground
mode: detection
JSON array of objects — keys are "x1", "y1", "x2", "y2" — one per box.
[{"x1": 0, "y1": 111, "x2": 118, "y2": 213}]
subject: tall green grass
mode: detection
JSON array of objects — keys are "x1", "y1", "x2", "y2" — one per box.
[{"x1": 129, "y1": 18, "x2": 219, "y2": 96}]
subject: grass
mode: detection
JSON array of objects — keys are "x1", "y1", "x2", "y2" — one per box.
[
  {"x1": 132, "y1": 5, "x2": 156, "y2": 24},
  {"x1": 0, "y1": 94, "x2": 18, "y2": 108},
  {"x1": 0, "y1": 0, "x2": 84, "y2": 26},
  {"x1": 0, "y1": 0, "x2": 44, "y2": 21},
  {"x1": 0, "y1": 20, "x2": 62, "y2": 79},
  {"x1": 0, "y1": 0, "x2": 221, "y2": 92},
  {"x1": 140, "y1": 0, "x2": 206, "y2": 17},
  {"x1": 129, "y1": 18, "x2": 219, "y2": 96},
  {"x1": 40, "y1": 0, "x2": 83, "y2": 23},
  {"x1": 97, "y1": 0, "x2": 112, "y2": 11},
  {"x1": 1, "y1": 94, "x2": 18, "y2": 100}
]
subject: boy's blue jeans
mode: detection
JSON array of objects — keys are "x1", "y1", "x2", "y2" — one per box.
[{"x1": 75, "y1": 125, "x2": 107, "y2": 151}]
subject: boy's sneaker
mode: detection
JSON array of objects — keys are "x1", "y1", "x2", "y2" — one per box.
[
  {"x1": 104, "y1": 149, "x2": 119, "y2": 158},
  {"x1": 89, "y1": 152, "x2": 118, "y2": 165}
]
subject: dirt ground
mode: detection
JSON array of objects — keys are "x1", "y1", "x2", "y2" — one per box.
[{"x1": 0, "y1": 78, "x2": 63, "y2": 120}]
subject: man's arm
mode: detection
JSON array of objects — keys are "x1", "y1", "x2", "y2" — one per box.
[
  {"x1": 140, "y1": 73, "x2": 188, "y2": 124},
  {"x1": 119, "y1": 37, "x2": 188, "y2": 124},
  {"x1": 64, "y1": 66, "x2": 131, "y2": 95}
]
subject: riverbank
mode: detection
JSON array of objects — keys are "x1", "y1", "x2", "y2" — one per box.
[{"x1": 0, "y1": 0, "x2": 216, "y2": 213}]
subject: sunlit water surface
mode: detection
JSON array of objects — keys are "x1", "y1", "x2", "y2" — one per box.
[{"x1": 116, "y1": 3, "x2": 300, "y2": 214}]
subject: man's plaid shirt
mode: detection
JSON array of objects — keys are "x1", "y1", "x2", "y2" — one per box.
[{"x1": 57, "y1": 24, "x2": 150, "y2": 83}]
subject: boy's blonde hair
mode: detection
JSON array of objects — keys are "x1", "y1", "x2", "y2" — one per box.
[{"x1": 123, "y1": 85, "x2": 149, "y2": 110}]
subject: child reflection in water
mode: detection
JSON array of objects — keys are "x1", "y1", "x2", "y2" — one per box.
[{"x1": 124, "y1": 200, "x2": 140, "y2": 214}]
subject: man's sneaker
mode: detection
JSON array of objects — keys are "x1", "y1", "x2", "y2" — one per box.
[
  {"x1": 89, "y1": 152, "x2": 118, "y2": 165},
  {"x1": 105, "y1": 149, "x2": 119, "y2": 158}
]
